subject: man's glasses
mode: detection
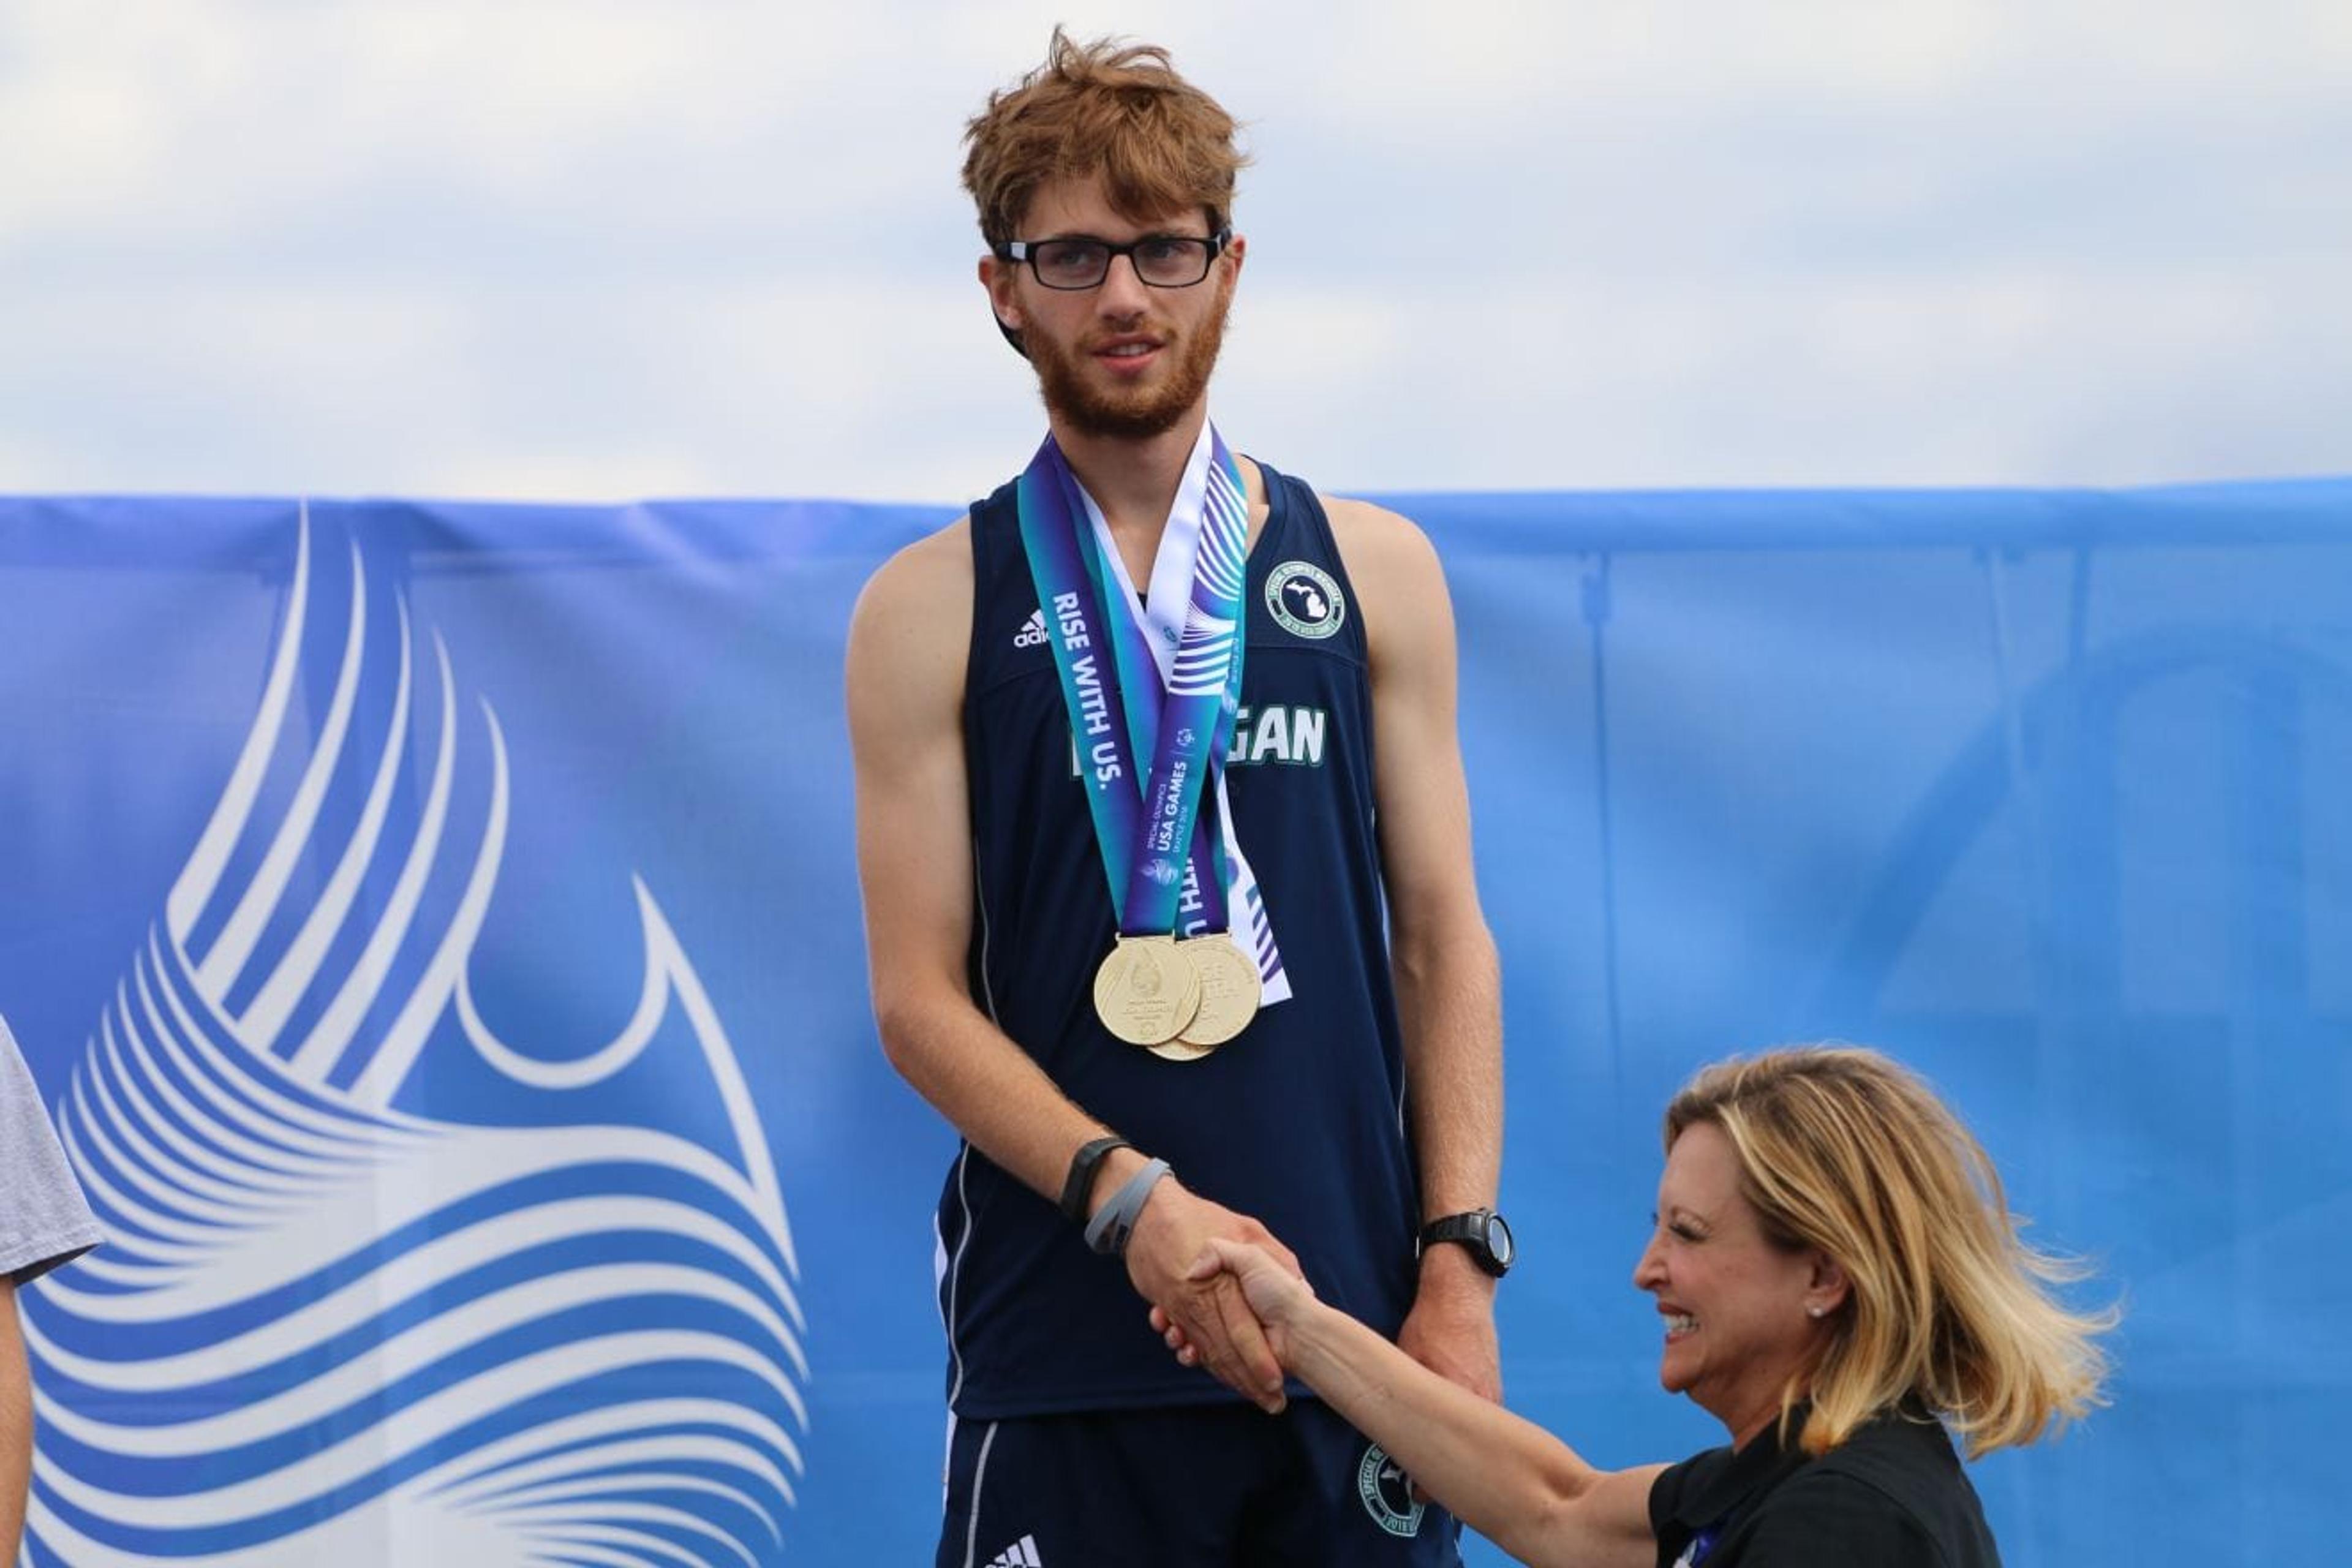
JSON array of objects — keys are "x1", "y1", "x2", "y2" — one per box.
[{"x1": 997, "y1": 228, "x2": 1232, "y2": 291}]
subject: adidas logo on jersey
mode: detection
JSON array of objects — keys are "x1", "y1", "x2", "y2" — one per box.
[
  {"x1": 1014, "y1": 609, "x2": 1050, "y2": 649},
  {"x1": 986, "y1": 1534, "x2": 1043, "y2": 1567}
]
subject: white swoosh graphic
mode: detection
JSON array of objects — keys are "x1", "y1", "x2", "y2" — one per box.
[{"x1": 24, "y1": 508, "x2": 809, "y2": 1565}]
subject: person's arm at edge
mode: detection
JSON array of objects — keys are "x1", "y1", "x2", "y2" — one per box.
[
  {"x1": 1333, "y1": 497, "x2": 1507, "y2": 1398},
  {"x1": 2, "y1": 1278, "x2": 29, "y2": 1561},
  {"x1": 1202, "y1": 1239, "x2": 1662, "y2": 1568},
  {"x1": 846, "y1": 522, "x2": 1297, "y2": 1411}
]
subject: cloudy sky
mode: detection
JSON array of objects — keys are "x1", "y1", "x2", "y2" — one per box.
[{"x1": 4, "y1": 0, "x2": 2347, "y2": 503}]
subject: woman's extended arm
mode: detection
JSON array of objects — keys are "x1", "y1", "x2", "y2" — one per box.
[{"x1": 1185, "y1": 1239, "x2": 1662, "y2": 1568}]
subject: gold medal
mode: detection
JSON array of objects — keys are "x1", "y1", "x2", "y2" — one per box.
[
  {"x1": 1175, "y1": 933, "x2": 1261, "y2": 1049},
  {"x1": 1144, "y1": 1033, "x2": 1218, "y2": 1065},
  {"x1": 1093, "y1": 935, "x2": 1202, "y2": 1047}
]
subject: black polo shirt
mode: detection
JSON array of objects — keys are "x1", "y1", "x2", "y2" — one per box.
[{"x1": 1647, "y1": 1404, "x2": 2002, "y2": 1566}]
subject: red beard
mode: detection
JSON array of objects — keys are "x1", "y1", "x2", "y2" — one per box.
[{"x1": 1023, "y1": 281, "x2": 1234, "y2": 441}]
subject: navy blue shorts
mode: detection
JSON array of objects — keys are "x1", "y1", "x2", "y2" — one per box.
[{"x1": 936, "y1": 1398, "x2": 1464, "y2": 1567}]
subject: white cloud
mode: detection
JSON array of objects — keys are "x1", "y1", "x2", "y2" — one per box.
[{"x1": 1, "y1": 0, "x2": 2346, "y2": 497}]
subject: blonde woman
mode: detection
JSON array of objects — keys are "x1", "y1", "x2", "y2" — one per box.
[{"x1": 1162, "y1": 1047, "x2": 2113, "y2": 1567}]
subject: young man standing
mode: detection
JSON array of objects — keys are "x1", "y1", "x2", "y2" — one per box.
[{"x1": 848, "y1": 32, "x2": 1507, "y2": 1566}]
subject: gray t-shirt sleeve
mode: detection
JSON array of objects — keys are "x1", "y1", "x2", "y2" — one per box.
[{"x1": 1, "y1": 1015, "x2": 102, "y2": 1284}]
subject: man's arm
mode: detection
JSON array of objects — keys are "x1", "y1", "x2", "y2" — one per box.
[
  {"x1": 2, "y1": 1279, "x2": 29, "y2": 1561},
  {"x1": 1330, "y1": 499, "x2": 1506, "y2": 1400},
  {"x1": 845, "y1": 524, "x2": 1294, "y2": 1411}
]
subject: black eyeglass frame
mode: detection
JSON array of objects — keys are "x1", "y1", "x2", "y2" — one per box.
[{"x1": 994, "y1": 227, "x2": 1234, "y2": 291}]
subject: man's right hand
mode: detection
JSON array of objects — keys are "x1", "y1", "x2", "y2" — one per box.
[{"x1": 1121, "y1": 1177, "x2": 1301, "y2": 1414}]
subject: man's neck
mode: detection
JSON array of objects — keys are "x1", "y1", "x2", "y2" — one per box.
[{"x1": 1051, "y1": 404, "x2": 1209, "y2": 545}]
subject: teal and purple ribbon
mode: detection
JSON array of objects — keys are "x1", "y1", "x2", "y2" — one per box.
[{"x1": 1016, "y1": 426, "x2": 1248, "y2": 942}]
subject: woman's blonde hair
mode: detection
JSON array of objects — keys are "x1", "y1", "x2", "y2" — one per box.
[{"x1": 1664, "y1": 1045, "x2": 2116, "y2": 1458}]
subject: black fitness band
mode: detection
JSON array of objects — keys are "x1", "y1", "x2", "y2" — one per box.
[{"x1": 1058, "y1": 1135, "x2": 1133, "y2": 1223}]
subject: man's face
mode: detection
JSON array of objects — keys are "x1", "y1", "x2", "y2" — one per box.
[{"x1": 984, "y1": 176, "x2": 1243, "y2": 441}]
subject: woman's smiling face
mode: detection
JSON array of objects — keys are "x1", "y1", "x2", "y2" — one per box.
[{"x1": 1631, "y1": 1121, "x2": 1842, "y2": 1447}]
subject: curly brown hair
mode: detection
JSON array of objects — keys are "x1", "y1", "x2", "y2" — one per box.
[{"x1": 962, "y1": 28, "x2": 1249, "y2": 250}]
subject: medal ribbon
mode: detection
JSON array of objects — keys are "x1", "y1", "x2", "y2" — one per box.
[
  {"x1": 1077, "y1": 432, "x2": 1248, "y2": 935},
  {"x1": 1016, "y1": 423, "x2": 1256, "y2": 946}
]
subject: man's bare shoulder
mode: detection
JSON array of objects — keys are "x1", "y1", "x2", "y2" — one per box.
[
  {"x1": 1316, "y1": 494, "x2": 1446, "y2": 603},
  {"x1": 847, "y1": 516, "x2": 973, "y2": 715},
  {"x1": 858, "y1": 514, "x2": 973, "y2": 620}
]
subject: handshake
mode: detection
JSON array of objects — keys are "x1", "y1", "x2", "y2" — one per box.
[
  {"x1": 1111, "y1": 1167, "x2": 1502, "y2": 1416},
  {"x1": 1112, "y1": 1167, "x2": 1310, "y2": 1414}
]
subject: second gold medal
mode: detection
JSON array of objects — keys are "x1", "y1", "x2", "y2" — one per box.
[{"x1": 1174, "y1": 933, "x2": 1261, "y2": 1050}]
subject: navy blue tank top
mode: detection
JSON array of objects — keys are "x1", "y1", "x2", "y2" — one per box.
[{"x1": 941, "y1": 459, "x2": 1423, "y2": 1418}]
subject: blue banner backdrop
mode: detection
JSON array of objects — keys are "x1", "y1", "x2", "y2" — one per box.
[{"x1": 1, "y1": 482, "x2": 2345, "y2": 1566}]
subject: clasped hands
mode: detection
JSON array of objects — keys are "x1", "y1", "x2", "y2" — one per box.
[
  {"x1": 1123, "y1": 1178, "x2": 1305, "y2": 1414},
  {"x1": 1129, "y1": 1180, "x2": 1505, "y2": 1419}
]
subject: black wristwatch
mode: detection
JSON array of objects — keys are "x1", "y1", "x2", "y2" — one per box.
[{"x1": 1417, "y1": 1209, "x2": 1515, "y2": 1278}]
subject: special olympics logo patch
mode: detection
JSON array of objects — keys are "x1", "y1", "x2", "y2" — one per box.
[
  {"x1": 1357, "y1": 1442, "x2": 1425, "y2": 1538},
  {"x1": 1266, "y1": 562, "x2": 1345, "y2": 640}
]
